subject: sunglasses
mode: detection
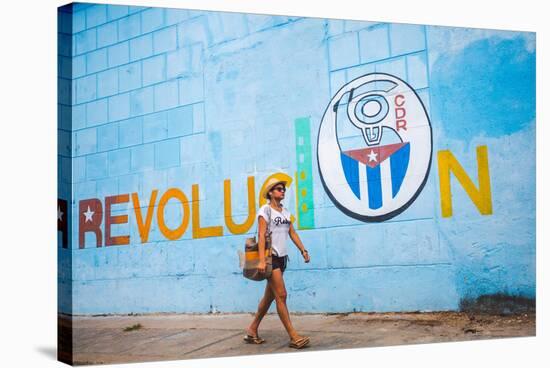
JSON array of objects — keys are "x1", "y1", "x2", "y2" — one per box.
[{"x1": 272, "y1": 186, "x2": 286, "y2": 192}]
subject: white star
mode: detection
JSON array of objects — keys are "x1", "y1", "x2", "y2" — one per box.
[
  {"x1": 58, "y1": 206, "x2": 64, "y2": 222},
  {"x1": 368, "y1": 149, "x2": 378, "y2": 162},
  {"x1": 83, "y1": 206, "x2": 95, "y2": 223}
]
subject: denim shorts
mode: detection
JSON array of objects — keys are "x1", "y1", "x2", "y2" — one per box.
[{"x1": 271, "y1": 254, "x2": 289, "y2": 273}]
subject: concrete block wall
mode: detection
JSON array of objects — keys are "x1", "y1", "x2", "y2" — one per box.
[{"x1": 58, "y1": 3, "x2": 536, "y2": 315}]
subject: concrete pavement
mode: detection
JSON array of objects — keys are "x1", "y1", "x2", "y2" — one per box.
[{"x1": 59, "y1": 311, "x2": 535, "y2": 366}]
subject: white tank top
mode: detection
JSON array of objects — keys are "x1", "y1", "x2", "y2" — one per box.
[{"x1": 257, "y1": 203, "x2": 291, "y2": 257}]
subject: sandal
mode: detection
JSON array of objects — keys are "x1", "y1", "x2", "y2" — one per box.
[
  {"x1": 288, "y1": 336, "x2": 310, "y2": 349},
  {"x1": 243, "y1": 334, "x2": 266, "y2": 344}
]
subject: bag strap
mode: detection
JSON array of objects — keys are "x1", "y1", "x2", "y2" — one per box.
[
  {"x1": 267, "y1": 205, "x2": 272, "y2": 234},
  {"x1": 254, "y1": 204, "x2": 272, "y2": 239}
]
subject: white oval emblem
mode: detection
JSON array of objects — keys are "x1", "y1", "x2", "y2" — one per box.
[{"x1": 317, "y1": 73, "x2": 433, "y2": 222}]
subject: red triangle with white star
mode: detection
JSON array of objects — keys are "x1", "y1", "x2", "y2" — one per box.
[{"x1": 342, "y1": 142, "x2": 408, "y2": 168}]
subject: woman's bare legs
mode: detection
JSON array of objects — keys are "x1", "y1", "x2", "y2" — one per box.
[
  {"x1": 247, "y1": 281, "x2": 275, "y2": 336},
  {"x1": 267, "y1": 268, "x2": 306, "y2": 342}
]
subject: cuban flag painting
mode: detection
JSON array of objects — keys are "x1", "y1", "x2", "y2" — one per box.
[
  {"x1": 340, "y1": 142, "x2": 410, "y2": 210},
  {"x1": 318, "y1": 73, "x2": 432, "y2": 222}
]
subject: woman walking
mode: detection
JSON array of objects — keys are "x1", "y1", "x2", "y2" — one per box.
[{"x1": 244, "y1": 178, "x2": 311, "y2": 349}]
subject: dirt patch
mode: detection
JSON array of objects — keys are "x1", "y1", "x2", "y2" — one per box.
[
  {"x1": 459, "y1": 293, "x2": 535, "y2": 315},
  {"x1": 334, "y1": 310, "x2": 534, "y2": 338}
]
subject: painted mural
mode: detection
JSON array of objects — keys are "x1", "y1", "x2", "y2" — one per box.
[
  {"x1": 57, "y1": 3, "x2": 535, "y2": 315},
  {"x1": 318, "y1": 73, "x2": 432, "y2": 221}
]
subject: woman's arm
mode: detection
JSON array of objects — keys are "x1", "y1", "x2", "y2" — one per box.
[
  {"x1": 257, "y1": 216, "x2": 267, "y2": 272},
  {"x1": 258, "y1": 216, "x2": 267, "y2": 258},
  {"x1": 289, "y1": 222, "x2": 310, "y2": 263},
  {"x1": 289, "y1": 222, "x2": 306, "y2": 253}
]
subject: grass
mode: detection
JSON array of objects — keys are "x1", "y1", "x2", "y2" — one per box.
[{"x1": 123, "y1": 323, "x2": 143, "y2": 332}]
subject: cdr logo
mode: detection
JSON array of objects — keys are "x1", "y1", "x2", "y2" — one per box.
[{"x1": 317, "y1": 73, "x2": 433, "y2": 222}]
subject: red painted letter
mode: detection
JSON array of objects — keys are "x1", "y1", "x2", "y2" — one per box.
[
  {"x1": 79, "y1": 198, "x2": 103, "y2": 249},
  {"x1": 395, "y1": 94, "x2": 407, "y2": 131},
  {"x1": 58, "y1": 198, "x2": 68, "y2": 248},
  {"x1": 105, "y1": 194, "x2": 130, "y2": 246}
]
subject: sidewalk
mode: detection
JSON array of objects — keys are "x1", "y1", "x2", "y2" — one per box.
[{"x1": 60, "y1": 311, "x2": 535, "y2": 366}]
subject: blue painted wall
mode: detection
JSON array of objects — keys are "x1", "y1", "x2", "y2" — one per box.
[{"x1": 58, "y1": 3, "x2": 535, "y2": 314}]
